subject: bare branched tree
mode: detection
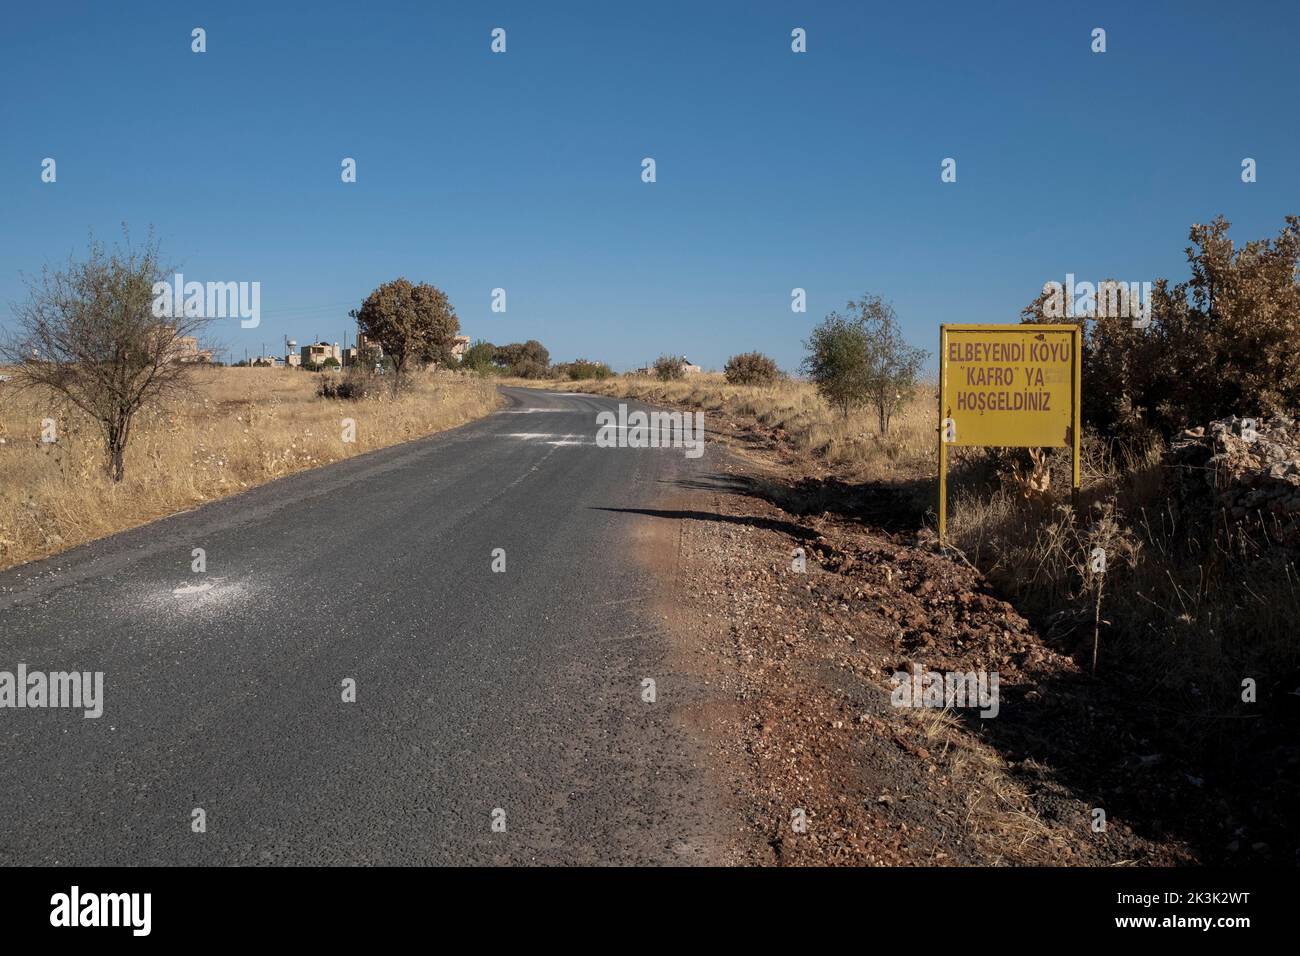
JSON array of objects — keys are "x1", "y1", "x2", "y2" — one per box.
[{"x1": 0, "y1": 232, "x2": 211, "y2": 481}]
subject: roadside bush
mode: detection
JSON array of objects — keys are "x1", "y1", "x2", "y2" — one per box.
[
  {"x1": 560, "y1": 359, "x2": 613, "y2": 381},
  {"x1": 461, "y1": 340, "x2": 498, "y2": 374},
  {"x1": 1022, "y1": 215, "x2": 1300, "y2": 443},
  {"x1": 724, "y1": 351, "x2": 779, "y2": 385},
  {"x1": 653, "y1": 354, "x2": 686, "y2": 381},
  {"x1": 494, "y1": 340, "x2": 551, "y2": 379},
  {"x1": 317, "y1": 371, "x2": 371, "y2": 401}
]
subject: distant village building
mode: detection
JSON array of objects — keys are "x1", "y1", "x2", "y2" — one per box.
[
  {"x1": 353, "y1": 333, "x2": 384, "y2": 366},
  {"x1": 157, "y1": 327, "x2": 214, "y2": 364},
  {"x1": 634, "y1": 357, "x2": 701, "y2": 376},
  {"x1": 280, "y1": 332, "x2": 466, "y2": 369},
  {"x1": 300, "y1": 341, "x2": 342, "y2": 366}
]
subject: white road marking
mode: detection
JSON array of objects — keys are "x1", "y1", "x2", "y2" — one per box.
[{"x1": 172, "y1": 582, "x2": 214, "y2": 596}]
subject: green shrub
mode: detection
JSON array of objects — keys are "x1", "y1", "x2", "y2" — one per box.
[
  {"x1": 461, "y1": 340, "x2": 498, "y2": 374},
  {"x1": 562, "y1": 359, "x2": 613, "y2": 381},
  {"x1": 653, "y1": 354, "x2": 686, "y2": 381},
  {"x1": 494, "y1": 340, "x2": 551, "y2": 378}
]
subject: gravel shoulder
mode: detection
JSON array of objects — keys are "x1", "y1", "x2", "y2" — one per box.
[{"x1": 653, "y1": 415, "x2": 1196, "y2": 866}]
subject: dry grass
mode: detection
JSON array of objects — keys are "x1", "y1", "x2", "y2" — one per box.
[
  {"x1": 946, "y1": 439, "x2": 1300, "y2": 694},
  {"x1": 0, "y1": 367, "x2": 500, "y2": 571},
  {"x1": 523, "y1": 373, "x2": 938, "y2": 481}
]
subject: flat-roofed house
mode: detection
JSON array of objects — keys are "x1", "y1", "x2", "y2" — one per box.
[
  {"x1": 156, "y1": 326, "x2": 214, "y2": 363},
  {"x1": 300, "y1": 341, "x2": 342, "y2": 366}
]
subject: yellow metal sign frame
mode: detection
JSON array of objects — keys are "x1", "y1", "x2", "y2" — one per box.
[{"x1": 937, "y1": 323, "x2": 1081, "y2": 542}]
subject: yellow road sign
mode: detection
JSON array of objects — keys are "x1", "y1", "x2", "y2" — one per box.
[{"x1": 937, "y1": 323, "x2": 1081, "y2": 541}]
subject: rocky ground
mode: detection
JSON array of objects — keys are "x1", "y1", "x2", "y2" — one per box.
[
  {"x1": 1170, "y1": 414, "x2": 1300, "y2": 547},
  {"x1": 659, "y1": 415, "x2": 1201, "y2": 866}
]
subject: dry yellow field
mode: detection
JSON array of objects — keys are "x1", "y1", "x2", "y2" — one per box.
[{"x1": 0, "y1": 367, "x2": 500, "y2": 571}]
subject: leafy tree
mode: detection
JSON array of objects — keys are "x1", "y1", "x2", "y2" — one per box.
[
  {"x1": 1023, "y1": 215, "x2": 1300, "y2": 441},
  {"x1": 350, "y1": 278, "x2": 459, "y2": 387},
  {"x1": 461, "y1": 339, "x2": 498, "y2": 374},
  {"x1": 494, "y1": 340, "x2": 550, "y2": 378},
  {"x1": 802, "y1": 294, "x2": 927, "y2": 432},
  {"x1": 0, "y1": 232, "x2": 210, "y2": 482},
  {"x1": 653, "y1": 354, "x2": 686, "y2": 381},
  {"x1": 724, "y1": 351, "x2": 779, "y2": 385},
  {"x1": 420, "y1": 339, "x2": 458, "y2": 367},
  {"x1": 803, "y1": 315, "x2": 868, "y2": 418}
]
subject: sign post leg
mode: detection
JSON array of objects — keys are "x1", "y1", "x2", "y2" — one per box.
[
  {"x1": 938, "y1": 325, "x2": 948, "y2": 544},
  {"x1": 939, "y1": 435, "x2": 948, "y2": 544},
  {"x1": 1072, "y1": 325, "x2": 1082, "y2": 514}
]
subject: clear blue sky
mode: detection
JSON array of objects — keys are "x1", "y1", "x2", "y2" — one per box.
[{"x1": 2, "y1": 0, "x2": 1296, "y2": 371}]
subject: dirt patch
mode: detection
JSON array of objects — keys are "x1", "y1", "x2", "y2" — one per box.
[
  {"x1": 621, "y1": 396, "x2": 1292, "y2": 866},
  {"x1": 662, "y1": 455, "x2": 1194, "y2": 865},
  {"x1": 624, "y1": 485, "x2": 772, "y2": 865}
]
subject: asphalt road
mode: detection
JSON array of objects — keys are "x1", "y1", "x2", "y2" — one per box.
[{"x1": 0, "y1": 387, "x2": 732, "y2": 865}]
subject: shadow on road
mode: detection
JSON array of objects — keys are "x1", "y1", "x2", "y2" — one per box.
[
  {"x1": 658, "y1": 472, "x2": 931, "y2": 535},
  {"x1": 592, "y1": 506, "x2": 820, "y2": 542}
]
